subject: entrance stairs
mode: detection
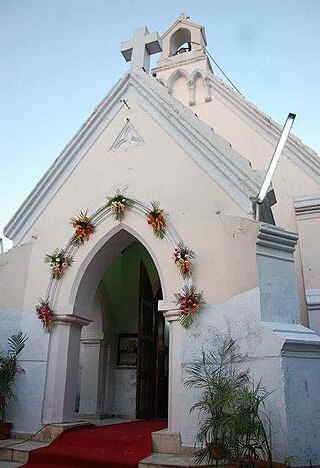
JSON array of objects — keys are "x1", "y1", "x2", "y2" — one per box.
[
  {"x1": 139, "y1": 429, "x2": 212, "y2": 467},
  {"x1": 0, "y1": 421, "x2": 91, "y2": 466},
  {"x1": 0, "y1": 423, "x2": 212, "y2": 467}
]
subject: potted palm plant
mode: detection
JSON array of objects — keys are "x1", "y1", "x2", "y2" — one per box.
[
  {"x1": 0, "y1": 332, "x2": 28, "y2": 439},
  {"x1": 185, "y1": 336, "x2": 273, "y2": 467}
]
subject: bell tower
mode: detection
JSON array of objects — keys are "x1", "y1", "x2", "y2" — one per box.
[{"x1": 152, "y1": 14, "x2": 213, "y2": 106}]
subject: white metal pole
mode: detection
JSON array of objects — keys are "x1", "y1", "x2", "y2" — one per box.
[{"x1": 257, "y1": 113, "x2": 296, "y2": 204}]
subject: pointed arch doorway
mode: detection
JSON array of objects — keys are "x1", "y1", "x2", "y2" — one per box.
[{"x1": 77, "y1": 234, "x2": 169, "y2": 421}]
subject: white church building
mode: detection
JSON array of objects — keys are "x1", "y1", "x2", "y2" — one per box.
[{"x1": 1, "y1": 15, "x2": 320, "y2": 464}]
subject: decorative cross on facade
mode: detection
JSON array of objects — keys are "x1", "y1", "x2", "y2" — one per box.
[
  {"x1": 179, "y1": 13, "x2": 190, "y2": 20},
  {"x1": 121, "y1": 26, "x2": 163, "y2": 74}
]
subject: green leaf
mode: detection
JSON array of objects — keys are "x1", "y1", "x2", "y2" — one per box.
[
  {"x1": 184, "y1": 335, "x2": 273, "y2": 466},
  {"x1": 0, "y1": 332, "x2": 28, "y2": 421}
]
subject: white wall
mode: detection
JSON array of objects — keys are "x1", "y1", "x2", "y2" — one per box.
[
  {"x1": 179, "y1": 288, "x2": 287, "y2": 457},
  {"x1": 113, "y1": 369, "x2": 136, "y2": 418},
  {"x1": 180, "y1": 288, "x2": 320, "y2": 464},
  {"x1": 0, "y1": 309, "x2": 49, "y2": 434}
]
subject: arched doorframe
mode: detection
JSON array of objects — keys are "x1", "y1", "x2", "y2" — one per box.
[{"x1": 42, "y1": 209, "x2": 184, "y2": 433}]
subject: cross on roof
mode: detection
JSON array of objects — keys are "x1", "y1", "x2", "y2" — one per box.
[
  {"x1": 121, "y1": 26, "x2": 163, "y2": 74},
  {"x1": 179, "y1": 13, "x2": 190, "y2": 20}
]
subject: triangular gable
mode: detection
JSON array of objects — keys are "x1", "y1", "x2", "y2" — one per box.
[{"x1": 4, "y1": 69, "x2": 262, "y2": 245}]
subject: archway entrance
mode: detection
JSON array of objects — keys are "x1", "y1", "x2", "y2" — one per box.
[{"x1": 77, "y1": 238, "x2": 168, "y2": 420}]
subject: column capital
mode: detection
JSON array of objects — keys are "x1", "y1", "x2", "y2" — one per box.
[
  {"x1": 163, "y1": 310, "x2": 181, "y2": 323},
  {"x1": 294, "y1": 193, "x2": 320, "y2": 220},
  {"x1": 257, "y1": 223, "x2": 298, "y2": 263},
  {"x1": 55, "y1": 314, "x2": 91, "y2": 328},
  {"x1": 158, "y1": 299, "x2": 179, "y2": 311},
  {"x1": 158, "y1": 300, "x2": 180, "y2": 322}
]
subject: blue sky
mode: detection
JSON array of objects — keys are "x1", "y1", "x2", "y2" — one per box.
[{"x1": 1, "y1": 0, "x2": 319, "y2": 250}]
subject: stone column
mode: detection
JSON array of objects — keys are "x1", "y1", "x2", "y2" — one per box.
[
  {"x1": 187, "y1": 80, "x2": 195, "y2": 106},
  {"x1": 294, "y1": 194, "x2": 320, "y2": 334},
  {"x1": 159, "y1": 301, "x2": 182, "y2": 434},
  {"x1": 204, "y1": 76, "x2": 211, "y2": 102},
  {"x1": 42, "y1": 314, "x2": 90, "y2": 424},
  {"x1": 256, "y1": 223, "x2": 300, "y2": 323},
  {"x1": 256, "y1": 223, "x2": 320, "y2": 463},
  {"x1": 79, "y1": 336, "x2": 108, "y2": 416}
]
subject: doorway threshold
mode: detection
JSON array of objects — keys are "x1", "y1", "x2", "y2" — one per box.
[{"x1": 75, "y1": 414, "x2": 136, "y2": 427}]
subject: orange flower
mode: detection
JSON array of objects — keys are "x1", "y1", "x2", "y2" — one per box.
[{"x1": 147, "y1": 202, "x2": 166, "y2": 239}]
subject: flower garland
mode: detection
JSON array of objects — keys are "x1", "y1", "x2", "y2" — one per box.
[
  {"x1": 37, "y1": 193, "x2": 206, "y2": 332},
  {"x1": 146, "y1": 201, "x2": 166, "y2": 239},
  {"x1": 70, "y1": 211, "x2": 96, "y2": 247},
  {"x1": 44, "y1": 248, "x2": 73, "y2": 280},
  {"x1": 35, "y1": 298, "x2": 55, "y2": 333},
  {"x1": 174, "y1": 285, "x2": 206, "y2": 329},
  {"x1": 173, "y1": 242, "x2": 195, "y2": 279},
  {"x1": 106, "y1": 189, "x2": 134, "y2": 222}
]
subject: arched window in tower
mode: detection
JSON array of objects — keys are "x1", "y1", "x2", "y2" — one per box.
[{"x1": 169, "y1": 28, "x2": 192, "y2": 57}]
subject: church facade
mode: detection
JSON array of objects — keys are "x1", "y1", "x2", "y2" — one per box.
[{"x1": 1, "y1": 16, "x2": 320, "y2": 464}]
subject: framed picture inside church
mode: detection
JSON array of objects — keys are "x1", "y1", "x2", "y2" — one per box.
[{"x1": 116, "y1": 333, "x2": 138, "y2": 367}]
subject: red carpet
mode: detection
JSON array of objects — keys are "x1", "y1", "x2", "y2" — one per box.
[{"x1": 22, "y1": 420, "x2": 167, "y2": 468}]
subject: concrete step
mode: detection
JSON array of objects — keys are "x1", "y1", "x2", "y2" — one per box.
[
  {"x1": 0, "y1": 439, "x2": 49, "y2": 464},
  {"x1": 32, "y1": 421, "x2": 92, "y2": 443},
  {"x1": 0, "y1": 422, "x2": 92, "y2": 465},
  {"x1": 0, "y1": 419, "x2": 130, "y2": 465},
  {"x1": 139, "y1": 452, "x2": 214, "y2": 467},
  {"x1": 0, "y1": 462, "x2": 23, "y2": 467}
]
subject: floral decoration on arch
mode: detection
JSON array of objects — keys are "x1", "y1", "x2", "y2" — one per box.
[
  {"x1": 146, "y1": 201, "x2": 166, "y2": 239},
  {"x1": 106, "y1": 188, "x2": 135, "y2": 222},
  {"x1": 35, "y1": 298, "x2": 55, "y2": 333},
  {"x1": 44, "y1": 248, "x2": 73, "y2": 280},
  {"x1": 173, "y1": 242, "x2": 195, "y2": 279},
  {"x1": 174, "y1": 285, "x2": 206, "y2": 329},
  {"x1": 70, "y1": 210, "x2": 96, "y2": 247}
]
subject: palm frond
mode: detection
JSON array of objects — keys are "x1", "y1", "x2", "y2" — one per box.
[
  {"x1": 0, "y1": 332, "x2": 27, "y2": 420},
  {"x1": 7, "y1": 332, "x2": 28, "y2": 358},
  {"x1": 184, "y1": 335, "x2": 273, "y2": 466}
]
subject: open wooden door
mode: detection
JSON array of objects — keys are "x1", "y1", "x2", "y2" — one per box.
[
  {"x1": 136, "y1": 262, "x2": 156, "y2": 419},
  {"x1": 136, "y1": 262, "x2": 168, "y2": 419}
]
